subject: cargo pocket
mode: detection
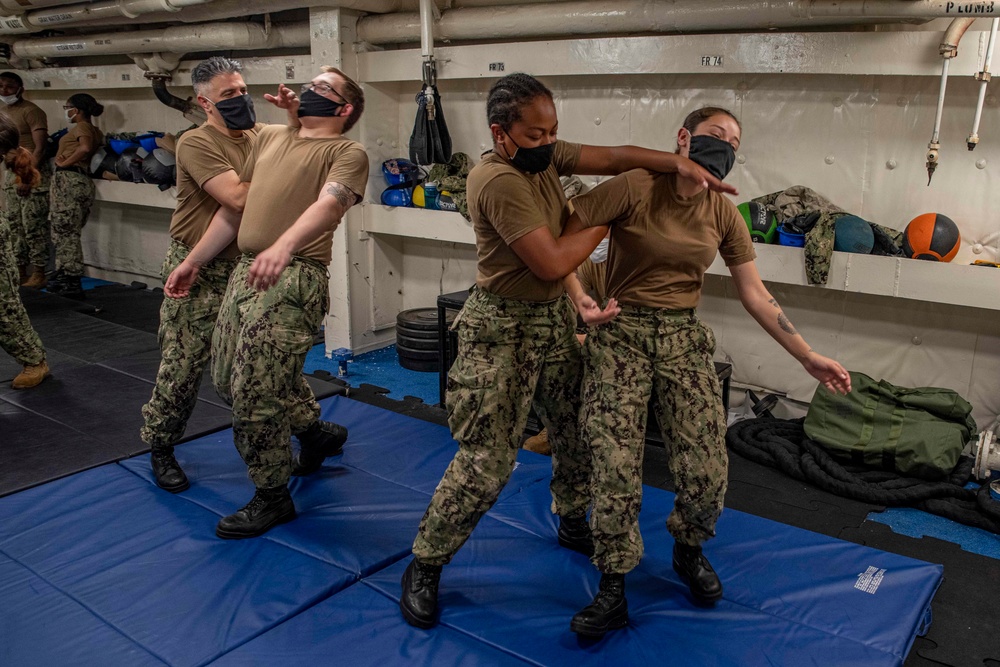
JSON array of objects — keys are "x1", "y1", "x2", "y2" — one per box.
[
  {"x1": 270, "y1": 322, "x2": 314, "y2": 356},
  {"x1": 446, "y1": 357, "x2": 498, "y2": 443}
]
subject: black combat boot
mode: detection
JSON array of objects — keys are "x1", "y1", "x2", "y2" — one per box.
[
  {"x1": 216, "y1": 486, "x2": 296, "y2": 539},
  {"x1": 49, "y1": 272, "x2": 83, "y2": 299},
  {"x1": 400, "y1": 558, "x2": 443, "y2": 629},
  {"x1": 570, "y1": 573, "x2": 629, "y2": 638},
  {"x1": 150, "y1": 447, "x2": 189, "y2": 493},
  {"x1": 557, "y1": 514, "x2": 594, "y2": 557},
  {"x1": 673, "y1": 542, "x2": 723, "y2": 605},
  {"x1": 291, "y1": 420, "x2": 348, "y2": 476}
]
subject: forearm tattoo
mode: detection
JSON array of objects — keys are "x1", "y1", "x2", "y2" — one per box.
[
  {"x1": 777, "y1": 312, "x2": 798, "y2": 336},
  {"x1": 326, "y1": 182, "x2": 355, "y2": 210},
  {"x1": 767, "y1": 298, "x2": 780, "y2": 309}
]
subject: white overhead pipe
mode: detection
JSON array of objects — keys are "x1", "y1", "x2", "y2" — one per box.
[
  {"x1": 796, "y1": 0, "x2": 1000, "y2": 19},
  {"x1": 968, "y1": 17, "x2": 999, "y2": 150},
  {"x1": 5, "y1": 0, "x2": 577, "y2": 34},
  {"x1": 356, "y1": 0, "x2": 937, "y2": 46},
  {"x1": 0, "y1": 0, "x2": 214, "y2": 36},
  {"x1": 10, "y1": 21, "x2": 309, "y2": 58},
  {"x1": 0, "y1": 0, "x2": 85, "y2": 13}
]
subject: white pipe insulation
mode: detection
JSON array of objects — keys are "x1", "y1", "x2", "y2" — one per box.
[
  {"x1": 11, "y1": 21, "x2": 310, "y2": 58},
  {"x1": 0, "y1": 0, "x2": 579, "y2": 34},
  {"x1": 0, "y1": 0, "x2": 215, "y2": 36},
  {"x1": 355, "y1": 0, "x2": 940, "y2": 46}
]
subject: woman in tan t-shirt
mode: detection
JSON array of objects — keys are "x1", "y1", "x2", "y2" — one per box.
[
  {"x1": 401, "y1": 73, "x2": 742, "y2": 630},
  {"x1": 564, "y1": 107, "x2": 852, "y2": 638},
  {"x1": 47, "y1": 93, "x2": 104, "y2": 297}
]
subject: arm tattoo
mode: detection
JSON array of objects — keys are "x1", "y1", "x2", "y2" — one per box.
[
  {"x1": 767, "y1": 298, "x2": 780, "y2": 309},
  {"x1": 777, "y1": 311, "x2": 798, "y2": 336},
  {"x1": 325, "y1": 182, "x2": 355, "y2": 210}
]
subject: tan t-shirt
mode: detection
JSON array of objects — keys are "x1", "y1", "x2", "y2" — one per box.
[
  {"x1": 2, "y1": 99, "x2": 46, "y2": 150},
  {"x1": 466, "y1": 140, "x2": 582, "y2": 302},
  {"x1": 238, "y1": 125, "x2": 369, "y2": 265},
  {"x1": 577, "y1": 257, "x2": 607, "y2": 302},
  {"x1": 573, "y1": 169, "x2": 755, "y2": 309},
  {"x1": 170, "y1": 123, "x2": 263, "y2": 260},
  {"x1": 56, "y1": 121, "x2": 102, "y2": 167}
]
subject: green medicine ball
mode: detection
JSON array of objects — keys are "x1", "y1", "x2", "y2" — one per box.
[{"x1": 737, "y1": 201, "x2": 778, "y2": 244}]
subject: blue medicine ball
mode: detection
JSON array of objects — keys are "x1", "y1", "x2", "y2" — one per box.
[{"x1": 834, "y1": 215, "x2": 875, "y2": 254}]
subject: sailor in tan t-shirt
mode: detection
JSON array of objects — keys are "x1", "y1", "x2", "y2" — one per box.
[
  {"x1": 141, "y1": 56, "x2": 302, "y2": 495},
  {"x1": 0, "y1": 71, "x2": 50, "y2": 281},
  {"x1": 45, "y1": 93, "x2": 106, "y2": 295},
  {"x1": 165, "y1": 65, "x2": 369, "y2": 539},
  {"x1": 400, "y1": 73, "x2": 741, "y2": 631},
  {"x1": 565, "y1": 107, "x2": 852, "y2": 639}
]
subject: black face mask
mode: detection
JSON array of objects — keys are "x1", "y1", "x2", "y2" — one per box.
[
  {"x1": 297, "y1": 89, "x2": 346, "y2": 118},
  {"x1": 688, "y1": 134, "x2": 736, "y2": 181},
  {"x1": 504, "y1": 135, "x2": 555, "y2": 174},
  {"x1": 212, "y1": 93, "x2": 256, "y2": 131}
]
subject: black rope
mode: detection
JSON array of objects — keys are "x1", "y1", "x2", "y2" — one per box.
[{"x1": 725, "y1": 417, "x2": 1000, "y2": 534}]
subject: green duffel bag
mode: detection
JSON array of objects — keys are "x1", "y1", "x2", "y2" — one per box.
[{"x1": 804, "y1": 371, "x2": 977, "y2": 480}]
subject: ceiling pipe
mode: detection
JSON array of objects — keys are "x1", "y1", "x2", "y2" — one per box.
[
  {"x1": 0, "y1": 0, "x2": 86, "y2": 13},
  {"x1": 11, "y1": 20, "x2": 309, "y2": 58},
  {"x1": 148, "y1": 71, "x2": 208, "y2": 124},
  {"x1": 6, "y1": 0, "x2": 578, "y2": 33},
  {"x1": 0, "y1": 0, "x2": 215, "y2": 36},
  {"x1": 796, "y1": 0, "x2": 1000, "y2": 19},
  {"x1": 355, "y1": 0, "x2": 938, "y2": 46}
]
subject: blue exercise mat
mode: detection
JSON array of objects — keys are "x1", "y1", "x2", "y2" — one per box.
[
  {"x1": 213, "y1": 581, "x2": 530, "y2": 666},
  {"x1": 0, "y1": 464, "x2": 354, "y2": 666},
  {"x1": 0, "y1": 552, "x2": 166, "y2": 666},
  {"x1": 0, "y1": 395, "x2": 943, "y2": 666},
  {"x1": 317, "y1": 395, "x2": 555, "y2": 498},
  {"x1": 119, "y1": 429, "x2": 432, "y2": 577}
]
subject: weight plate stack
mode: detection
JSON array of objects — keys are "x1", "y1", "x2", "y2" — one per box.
[{"x1": 395, "y1": 308, "x2": 455, "y2": 373}]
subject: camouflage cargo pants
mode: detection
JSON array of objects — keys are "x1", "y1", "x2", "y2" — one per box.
[
  {"x1": 49, "y1": 169, "x2": 96, "y2": 275},
  {"x1": 2, "y1": 167, "x2": 51, "y2": 268},
  {"x1": 0, "y1": 225, "x2": 45, "y2": 365},
  {"x1": 412, "y1": 287, "x2": 591, "y2": 565},
  {"x1": 140, "y1": 239, "x2": 236, "y2": 450},
  {"x1": 211, "y1": 255, "x2": 326, "y2": 489},
  {"x1": 583, "y1": 306, "x2": 728, "y2": 574}
]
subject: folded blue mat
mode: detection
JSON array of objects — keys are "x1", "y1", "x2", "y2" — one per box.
[
  {"x1": 0, "y1": 465, "x2": 354, "y2": 666},
  {"x1": 213, "y1": 581, "x2": 530, "y2": 666},
  {"x1": 365, "y1": 478, "x2": 942, "y2": 667}
]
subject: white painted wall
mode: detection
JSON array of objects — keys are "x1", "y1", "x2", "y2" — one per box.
[{"x1": 15, "y1": 15, "x2": 1000, "y2": 426}]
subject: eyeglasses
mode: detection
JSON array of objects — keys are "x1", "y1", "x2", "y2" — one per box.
[
  {"x1": 301, "y1": 82, "x2": 346, "y2": 102},
  {"x1": 62, "y1": 105, "x2": 75, "y2": 110}
]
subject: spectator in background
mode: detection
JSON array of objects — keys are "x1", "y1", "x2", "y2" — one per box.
[
  {"x1": 0, "y1": 72, "x2": 50, "y2": 289},
  {"x1": 47, "y1": 93, "x2": 105, "y2": 298}
]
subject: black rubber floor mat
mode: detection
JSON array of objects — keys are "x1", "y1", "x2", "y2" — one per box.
[
  {"x1": 25, "y1": 309, "x2": 160, "y2": 364},
  {"x1": 0, "y1": 401, "x2": 135, "y2": 497},
  {"x1": 99, "y1": 350, "x2": 229, "y2": 409},
  {"x1": 0, "y1": 349, "x2": 91, "y2": 397},
  {"x1": 345, "y1": 382, "x2": 449, "y2": 427},
  {"x1": 0, "y1": 363, "x2": 232, "y2": 459},
  {"x1": 72, "y1": 283, "x2": 164, "y2": 336}
]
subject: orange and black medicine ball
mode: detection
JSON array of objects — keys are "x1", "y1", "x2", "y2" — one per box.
[{"x1": 902, "y1": 213, "x2": 961, "y2": 262}]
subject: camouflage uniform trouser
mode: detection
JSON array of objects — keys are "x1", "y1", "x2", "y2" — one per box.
[
  {"x1": 0, "y1": 224, "x2": 44, "y2": 365},
  {"x1": 211, "y1": 255, "x2": 326, "y2": 490},
  {"x1": 2, "y1": 167, "x2": 51, "y2": 268},
  {"x1": 583, "y1": 306, "x2": 728, "y2": 574},
  {"x1": 49, "y1": 170, "x2": 96, "y2": 276},
  {"x1": 140, "y1": 239, "x2": 236, "y2": 451},
  {"x1": 412, "y1": 287, "x2": 592, "y2": 566}
]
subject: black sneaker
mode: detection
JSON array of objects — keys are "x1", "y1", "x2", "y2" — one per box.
[
  {"x1": 673, "y1": 543, "x2": 723, "y2": 605},
  {"x1": 216, "y1": 486, "x2": 296, "y2": 539},
  {"x1": 557, "y1": 514, "x2": 594, "y2": 557},
  {"x1": 570, "y1": 573, "x2": 628, "y2": 638},
  {"x1": 292, "y1": 420, "x2": 348, "y2": 476},
  {"x1": 400, "y1": 558, "x2": 443, "y2": 629},
  {"x1": 150, "y1": 448, "x2": 189, "y2": 493}
]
